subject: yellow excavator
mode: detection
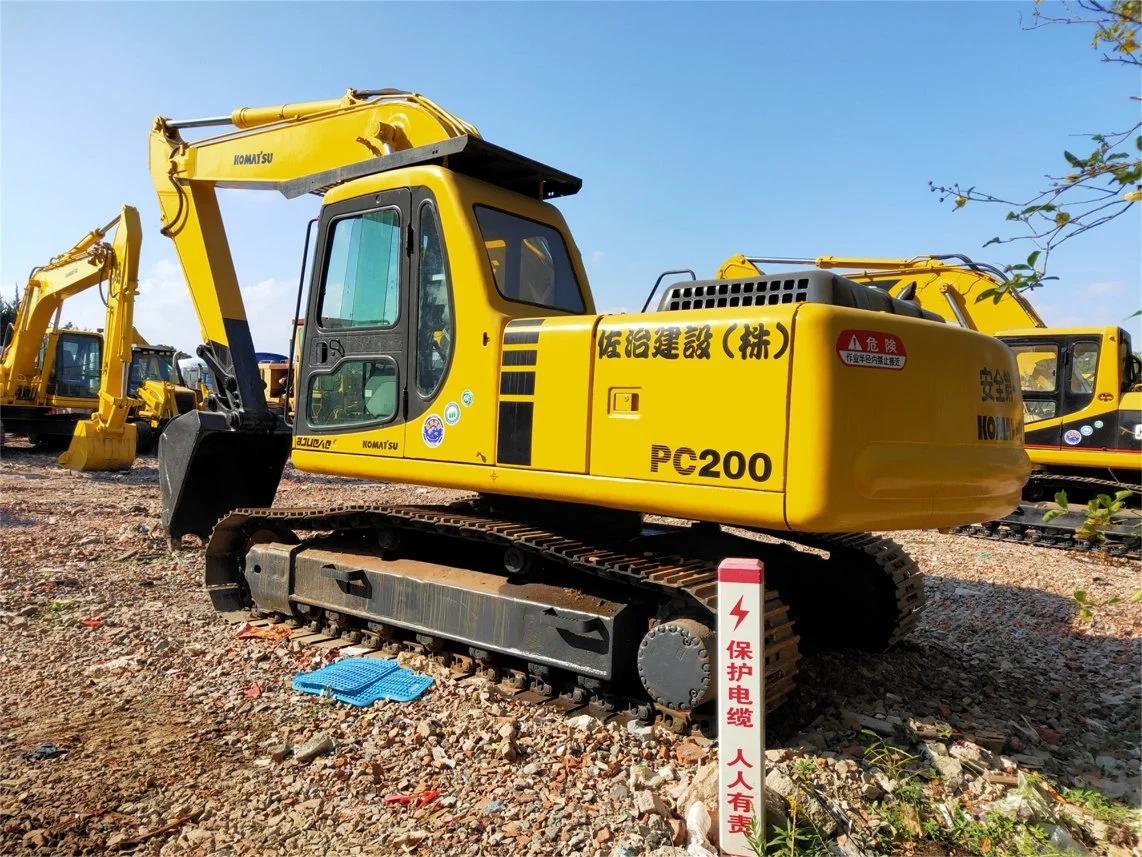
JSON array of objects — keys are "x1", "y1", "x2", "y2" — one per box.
[
  {"x1": 1, "y1": 209, "x2": 141, "y2": 459},
  {"x1": 0, "y1": 208, "x2": 198, "y2": 469},
  {"x1": 719, "y1": 254, "x2": 1141, "y2": 557},
  {"x1": 150, "y1": 89, "x2": 1028, "y2": 729},
  {"x1": 257, "y1": 318, "x2": 305, "y2": 415}
]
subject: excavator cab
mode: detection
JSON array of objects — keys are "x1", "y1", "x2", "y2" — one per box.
[
  {"x1": 999, "y1": 326, "x2": 1140, "y2": 457},
  {"x1": 129, "y1": 346, "x2": 177, "y2": 391},
  {"x1": 48, "y1": 331, "x2": 102, "y2": 399}
]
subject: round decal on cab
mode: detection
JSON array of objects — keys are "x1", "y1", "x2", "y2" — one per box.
[{"x1": 422, "y1": 415, "x2": 445, "y2": 448}]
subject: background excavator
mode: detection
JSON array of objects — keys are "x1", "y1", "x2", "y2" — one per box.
[
  {"x1": 719, "y1": 254, "x2": 1141, "y2": 557},
  {"x1": 150, "y1": 88, "x2": 1028, "y2": 731},
  {"x1": 0, "y1": 207, "x2": 198, "y2": 468}
]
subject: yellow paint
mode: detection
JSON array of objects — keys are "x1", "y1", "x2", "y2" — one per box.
[{"x1": 515, "y1": 316, "x2": 593, "y2": 474}]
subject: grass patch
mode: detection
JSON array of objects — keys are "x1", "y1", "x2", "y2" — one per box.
[
  {"x1": 1060, "y1": 786, "x2": 1134, "y2": 827},
  {"x1": 39, "y1": 599, "x2": 77, "y2": 619}
]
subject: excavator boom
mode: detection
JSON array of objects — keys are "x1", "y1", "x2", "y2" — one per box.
[
  {"x1": 1, "y1": 216, "x2": 120, "y2": 398},
  {"x1": 56, "y1": 207, "x2": 144, "y2": 471},
  {"x1": 150, "y1": 89, "x2": 480, "y2": 425}
]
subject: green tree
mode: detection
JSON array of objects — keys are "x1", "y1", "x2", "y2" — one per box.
[
  {"x1": 0, "y1": 285, "x2": 19, "y2": 345},
  {"x1": 930, "y1": 0, "x2": 1140, "y2": 298}
]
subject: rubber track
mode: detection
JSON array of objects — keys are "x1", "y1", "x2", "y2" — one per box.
[
  {"x1": 206, "y1": 502, "x2": 802, "y2": 726},
  {"x1": 950, "y1": 473, "x2": 1140, "y2": 560},
  {"x1": 765, "y1": 531, "x2": 926, "y2": 647}
]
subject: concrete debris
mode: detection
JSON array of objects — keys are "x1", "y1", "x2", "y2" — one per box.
[
  {"x1": 565, "y1": 713, "x2": 598, "y2": 731},
  {"x1": 632, "y1": 789, "x2": 669, "y2": 817},
  {"x1": 932, "y1": 755, "x2": 965, "y2": 791},
  {"x1": 294, "y1": 732, "x2": 335, "y2": 763}
]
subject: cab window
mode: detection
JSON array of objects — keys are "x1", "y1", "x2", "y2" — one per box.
[
  {"x1": 53, "y1": 333, "x2": 101, "y2": 398},
  {"x1": 1069, "y1": 341, "x2": 1098, "y2": 394},
  {"x1": 416, "y1": 204, "x2": 453, "y2": 398},
  {"x1": 319, "y1": 208, "x2": 402, "y2": 329},
  {"x1": 129, "y1": 351, "x2": 175, "y2": 394},
  {"x1": 474, "y1": 206, "x2": 584, "y2": 313},
  {"x1": 307, "y1": 359, "x2": 398, "y2": 427},
  {"x1": 1121, "y1": 335, "x2": 1140, "y2": 391},
  {"x1": 1010, "y1": 343, "x2": 1058, "y2": 424},
  {"x1": 1011, "y1": 344, "x2": 1057, "y2": 392}
]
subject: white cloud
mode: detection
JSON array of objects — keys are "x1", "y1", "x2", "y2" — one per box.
[
  {"x1": 1083, "y1": 281, "x2": 1123, "y2": 297},
  {"x1": 243, "y1": 276, "x2": 300, "y2": 354},
  {"x1": 128, "y1": 260, "x2": 296, "y2": 355},
  {"x1": 590, "y1": 250, "x2": 606, "y2": 265},
  {"x1": 1034, "y1": 303, "x2": 1083, "y2": 328},
  {"x1": 131, "y1": 258, "x2": 200, "y2": 351},
  {"x1": 218, "y1": 188, "x2": 280, "y2": 206}
]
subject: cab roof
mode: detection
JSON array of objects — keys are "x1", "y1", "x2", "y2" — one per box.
[
  {"x1": 279, "y1": 135, "x2": 581, "y2": 201},
  {"x1": 997, "y1": 325, "x2": 1128, "y2": 339}
]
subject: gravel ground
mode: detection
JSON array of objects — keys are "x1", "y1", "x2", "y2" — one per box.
[{"x1": 1, "y1": 442, "x2": 1138, "y2": 856}]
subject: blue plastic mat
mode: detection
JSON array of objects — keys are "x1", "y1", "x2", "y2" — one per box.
[
  {"x1": 337, "y1": 670, "x2": 435, "y2": 706},
  {"x1": 291, "y1": 658, "x2": 399, "y2": 694},
  {"x1": 291, "y1": 657, "x2": 433, "y2": 706}
]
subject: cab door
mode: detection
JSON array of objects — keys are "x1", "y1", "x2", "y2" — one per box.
[
  {"x1": 1006, "y1": 336, "x2": 1064, "y2": 447},
  {"x1": 296, "y1": 189, "x2": 412, "y2": 447},
  {"x1": 1059, "y1": 337, "x2": 1101, "y2": 421}
]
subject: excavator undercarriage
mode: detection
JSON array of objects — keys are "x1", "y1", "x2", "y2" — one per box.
[
  {"x1": 204, "y1": 499, "x2": 924, "y2": 735},
  {"x1": 954, "y1": 472, "x2": 1141, "y2": 559}
]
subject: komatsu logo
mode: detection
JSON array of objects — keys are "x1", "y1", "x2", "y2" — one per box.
[
  {"x1": 233, "y1": 151, "x2": 274, "y2": 166},
  {"x1": 295, "y1": 436, "x2": 332, "y2": 450},
  {"x1": 977, "y1": 415, "x2": 1018, "y2": 442}
]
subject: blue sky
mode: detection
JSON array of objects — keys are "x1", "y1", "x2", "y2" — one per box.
[{"x1": 2, "y1": 2, "x2": 1138, "y2": 354}]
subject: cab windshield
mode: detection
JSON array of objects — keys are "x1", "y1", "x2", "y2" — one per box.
[{"x1": 130, "y1": 350, "x2": 176, "y2": 393}]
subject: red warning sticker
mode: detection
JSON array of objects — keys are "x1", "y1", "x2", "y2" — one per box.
[{"x1": 836, "y1": 329, "x2": 907, "y2": 370}]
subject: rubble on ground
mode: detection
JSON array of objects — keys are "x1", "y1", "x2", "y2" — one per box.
[{"x1": 1, "y1": 443, "x2": 1138, "y2": 855}]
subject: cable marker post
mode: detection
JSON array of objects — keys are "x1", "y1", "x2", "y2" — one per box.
[{"x1": 717, "y1": 558, "x2": 765, "y2": 857}]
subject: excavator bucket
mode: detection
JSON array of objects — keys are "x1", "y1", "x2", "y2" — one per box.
[
  {"x1": 159, "y1": 410, "x2": 291, "y2": 543},
  {"x1": 57, "y1": 418, "x2": 137, "y2": 472}
]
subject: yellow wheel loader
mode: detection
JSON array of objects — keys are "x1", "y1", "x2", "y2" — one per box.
[
  {"x1": 148, "y1": 89, "x2": 1028, "y2": 730},
  {"x1": 128, "y1": 343, "x2": 199, "y2": 453},
  {"x1": 720, "y1": 254, "x2": 1141, "y2": 557}
]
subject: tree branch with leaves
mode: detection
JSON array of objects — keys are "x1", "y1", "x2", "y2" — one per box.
[{"x1": 929, "y1": 0, "x2": 1140, "y2": 297}]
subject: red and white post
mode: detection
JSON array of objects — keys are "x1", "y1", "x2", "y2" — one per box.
[{"x1": 717, "y1": 558, "x2": 765, "y2": 857}]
